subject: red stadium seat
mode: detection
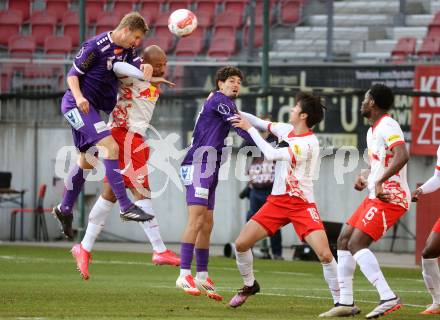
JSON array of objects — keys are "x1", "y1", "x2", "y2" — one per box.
[
  {"x1": 212, "y1": 26, "x2": 236, "y2": 39},
  {"x1": 391, "y1": 37, "x2": 417, "y2": 58},
  {"x1": 279, "y1": 0, "x2": 301, "y2": 25},
  {"x1": 62, "y1": 11, "x2": 81, "y2": 47},
  {"x1": 214, "y1": 11, "x2": 243, "y2": 28},
  {"x1": 0, "y1": 9, "x2": 23, "y2": 46},
  {"x1": 224, "y1": 0, "x2": 247, "y2": 14},
  {"x1": 113, "y1": 0, "x2": 137, "y2": 17},
  {"x1": 30, "y1": 11, "x2": 57, "y2": 47},
  {"x1": 167, "y1": 0, "x2": 192, "y2": 12},
  {"x1": 196, "y1": 0, "x2": 219, "y2": 20},
  {"x1": 44, "y1": 35, "x2": 72, "y2": 57},
  {"x1": 430, "y1": 11, "x2": 440, "y2": 26},
  {"x1": 46, "y1": 0, "x2": 70, "y2": 22},
  {"x1": 243, "y1": 25, "x2": 263, "y2": 48},
  {"x1": 8, "y1": 35, "x2": 36, "y2": 58},
  {"x1": 155, "y1": 26, "x2": 173, "y2": 37},
  {"x1": 139, "y1": 7, "x2": 157, "y2": 25},
  {"x1": 9, "y1": 0, "x2": 31, "y2": 20},
  {"x1": 95, "y1": 14, "x2": 121, "y2": 35},
  {"x1": 0, "y1": 64, "x2": 14, "y2": 93},
  {"x1": 428, "y1": 25, "x2": 440, "y2": 39},
  {"x1": 86, "y1": 0, "x2": 106, "y2": 23},
  {"x1": 175, "y1": 36, "x2": 204, "y2": 56},
  {"x1": 417, "y1": 37, "x2": 440, "y2": 57},
  {"x1": 139, "y1": 0, "x2": 165, "y2": 16},
  {"x1": 194, "y1": 10, "x2": 213, "y2": 28},
  {"x1": 155, "y1": 12, "x2": 171, "y2": 27},
  {"x1": 143, "y1": 36, "x2": 174, "y2": 53},
  {"x1": 207, "y1": 37, "x2": 236, "y2": 58}
]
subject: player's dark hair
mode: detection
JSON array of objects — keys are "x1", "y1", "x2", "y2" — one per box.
[
  {"x1": 368, "y1": 83, "x2": 394, "y2": 111},
  {"x1": 296, "y1": 92, "x2": 326, "y2": 128},
  {"x1": 215, "y1": 66, "x2": 243, "y2": 90}
]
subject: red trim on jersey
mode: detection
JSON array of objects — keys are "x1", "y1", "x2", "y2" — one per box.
[
  {"x1": 389, "y1": 140, "x2": 405, "y2": 150},
  {"x1": 268, "y1": 122, "x2": 273, "y2": 134},
  {"x1": 288, "y1": 147, "x2": 296, "y2": 164},
  {"x1": 287, "y1": 129, "x2": 313, "y2": 138},
  {"x1": 436, "y1": 165, "x2": 440, "y2": 171},
  {"x1": 372, "y1": 114, "x2": 390, "y2": 132},
  {"x1": 371, "y1": 153, "x2": 380, "y2": 161}
]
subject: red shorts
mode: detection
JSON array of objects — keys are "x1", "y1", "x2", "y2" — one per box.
[
  {"x1": 104, "y1": 127, "x2": 150, "y2": 189},
  {"x1": 251, "y1": 194, "x2": 324, "y2": 241},
  {"x1": 347, "y1": 197, "x2": 406, "y2": 241},
  {"x1": 432, "y1": 218, "x2": 440, "y2": 233}
]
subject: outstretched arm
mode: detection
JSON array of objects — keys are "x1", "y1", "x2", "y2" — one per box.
[{"x1": 412, "y1": 169, "x2": 440, "y2": 201}]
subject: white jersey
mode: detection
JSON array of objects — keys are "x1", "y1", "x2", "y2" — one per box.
[
  {"x1": 366, "y1": 114, "x2": 410, "y2": 209},
  {"x1": 108, "y1": 76, "x2": 159, "y2": 136},
  {"x1": 267, "y1": 122, "x2": 320, "y2": 203}
]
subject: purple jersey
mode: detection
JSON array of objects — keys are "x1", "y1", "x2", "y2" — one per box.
[
  {"x1": 182, "y1": 91, "x2": 251, "y2": 165},
  {"x1": 62, "y1": 32, "x2": 141, "y2": 114}
]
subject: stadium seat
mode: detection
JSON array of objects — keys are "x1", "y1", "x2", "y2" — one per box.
[
  {"x1": 207, "y1": 37, "x2": 236, "y2": 58},
  {"x1": 195, "y1": 0, "x2": 220, "y2": 20},
  {"x1": 428, "y1": 25, "x2": 440, "y2": 39},
  {"x1": 95, "y1": 14, "x2": 121, "y2": 35},
  {"x1": 417, "y1": 37, "x2": 440, "y2": 57},
  {"x1": 212, "y1": 26, "x2": 236, "y2": 39},
  {"x1": 139, "y1": 0, "x2": 164, "y2": 15},
  {"x1": 46, "y1": 0, "x2": 70, "y2": 22},
  {"x1": 391, "y1": 37, "x2": 417, "y2": 58},
  {"x1": 62, "y1": 11, "x2": 81, "y2": 47},
  {"x1": 0, "y1": 9, "x2": 23, "y2": 47},
  {"x1": 44, "y1": 35, "x2": 72, "y2": 57},
  {"x1": 429, "y1": 11, "x2": 440, "y2": 26},
  {"x1": 0, "y1": 63, "x2": 14, "y2": 93},
  {"x1": 243, "y1": 25, "x2": 263, "y2": 48},
  {"x1": 155, "y1": 12, "x2": 171, "y2": 27},
  {"x1": 279, "y1": 0, "x2": 301, "y2": 25},
  {"x1": 167, "y1": 0, "x2": 192, "y2": 12},
  {"x1": 113, "y1": 0, "x2": 137, "y2": 17},
  {"x1": 175, "y1": 36, "x2": 204, "y2": 56},
  {"x1": 224, "y1": 0, "x2": 248, "y2": 14},
  {"x1": 214, "y1": 11, "x2": 243, "y2": 28},
  {"x1": 194, "y1": 10, "x2": 213, "y2": 28},
  {"x1": 143, "y1": 36, "x2": 174, "y2": 53},
  {"x1": 8, "y1": 35, "x2": 36, "y2": 58},
  {"x1": 8, "y1": 0, "x2": 31, "y2": 20},
  {"x1": 86, "y1": 0, "x2": 106, "y2": 23},
  {"x1": 29, "y1": 11, "x2": 57, "y2": 47}
]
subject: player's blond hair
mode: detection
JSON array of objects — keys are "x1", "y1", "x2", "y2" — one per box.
[{"x1": 116, "y1": 12, "x2": 149, "y2": 34}]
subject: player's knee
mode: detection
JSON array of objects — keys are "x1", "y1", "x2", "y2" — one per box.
[
  {"x1": 422, "y1": 246, "x2": 437, "y2": 259},
  {"x1": 235, "y1": 239, "x2": 250, "y2": 252},
  {"x1": 347, "y1": 239, "x2": 362, "y2": 254},
  {"x1": 101, "y1": 191, "x2": 117, "y2": 203},
  {"x1": 337, "y1": 234, "x2": 349, "y2": 250},
  {"x1": 316, "y1": 250, "x2": 334, "y2": 264}
]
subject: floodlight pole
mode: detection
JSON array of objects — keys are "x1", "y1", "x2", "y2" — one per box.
[
  {"x1": 261, "y1": 0, "x2": 269, "y2": 116},
  {"x1": 79, "y1": 0, "x2": 86, "y2": 44},
  {"x1": 247, "y1": 0, "x2": 256, "y2": 61}
]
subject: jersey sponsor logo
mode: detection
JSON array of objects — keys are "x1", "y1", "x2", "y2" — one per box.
[
  {"x1": 94, "y1": 121, "x2": 108, "y2": 134},
  {"x1": 80, "y1": 51, "x2": 95, "y2": 71},
  {"x1": 138, "y1": 85, "x2": 159, "y2": 102},
  {"x1": 64, "y1": 108, "x2": 84, "y2": 130},
  {"x1": 293, "y1": 144, "x2": 301, "y2": 156},
  {"x1": 180, "y1": 165, "x2": 194, "y2": 185},
  {"x1": 195, "y1": 187, "x2": 209, "y2": 199},
  {"x1": 96, "y1": 36, "x2": 109, "y2": 45},
  {"x1": 217, "y1": 103, "x2": 231, "y2": 115},
  {"x1": 387, "y1": 134, "x2": 401, "y2": 143}
]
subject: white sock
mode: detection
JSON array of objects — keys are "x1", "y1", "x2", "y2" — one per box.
[
  {"x1": 81, "y1": 196, "x2": 114, "y2": 252},
  {"x1": 235, "y1": 249, "x2": 255, "y2": 287},
  {"x1": 135, "y1": 199, "x2": 167, "y2": 253},
  {"x1": 422, "y1": 258, "x2": 440, "y2": 304},
  {"x1": 180, "y1": 269, "x2": 191, "y2": 277},
  {"x1": 322, "y1": 258, "x2": 340, "y2": 305},
  {"x1": 353, "y1": 248, "x2": 395, "y2": 301},
  {"x1": 196, "y1": 271, "x2": 208, "y2": 280},
  {"x1": 338, "y1": 250, "x2": 356, "y2": 305}
]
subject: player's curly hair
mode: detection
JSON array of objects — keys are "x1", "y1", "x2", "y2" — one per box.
[
  {"x1": 296, "y1": 92, "x2": 326, "y2": 128},
  {"x1": 215, "y1": 66, "x2": 244, "y2": 90},
  {"x1": 368, "y1": 83, "x2": 394, "y2": 111},
  {"x1": 116, "y1": 12, "x2": 149, "y2": 34}
]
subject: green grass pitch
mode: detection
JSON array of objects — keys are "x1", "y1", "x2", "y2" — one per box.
[{"x1": 0, "y1": 245, "x2": 432, "y2": 319}]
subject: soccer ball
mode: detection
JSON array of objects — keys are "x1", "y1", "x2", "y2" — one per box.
[{"x1": 168, "y1": 9, "x2": 197, "y2": 37}]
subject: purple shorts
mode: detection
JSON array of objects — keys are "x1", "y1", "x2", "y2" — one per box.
[
  {"x1": 61, "y1": 94, "x2": 110, "y2": 153},
  {"x1": 180, "y1": 162, "x2": 220, "y2": 210}
]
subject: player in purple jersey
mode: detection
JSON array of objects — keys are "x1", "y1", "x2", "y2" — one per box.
[
  {"x1": 54, "y1": 12, "x2": 154, "y2": 240},
  {"x1": 176, "y1": 66, "x2": 251, "y2": 301}
]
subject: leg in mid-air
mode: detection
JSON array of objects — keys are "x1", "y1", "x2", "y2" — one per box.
[
  {"x1": 420, "y1": 221, "x2": 440, "y2": 315},
  {"x1": 229, "y1": 220, "x2": 266, "y2": 308}
]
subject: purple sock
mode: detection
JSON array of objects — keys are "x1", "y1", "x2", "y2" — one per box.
[
  {"x1": 103, "y1": 159, "x2": 132, "y2": 212},
  {"x1": 195, "y1": 248, "x2": 209, "y2": 272},
  {"x1": 180, "y1": 242, "x2": 195, "y2": 270},
  {"x1": 60, "y1": 164, "x2": 86, "y2": 215}
]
